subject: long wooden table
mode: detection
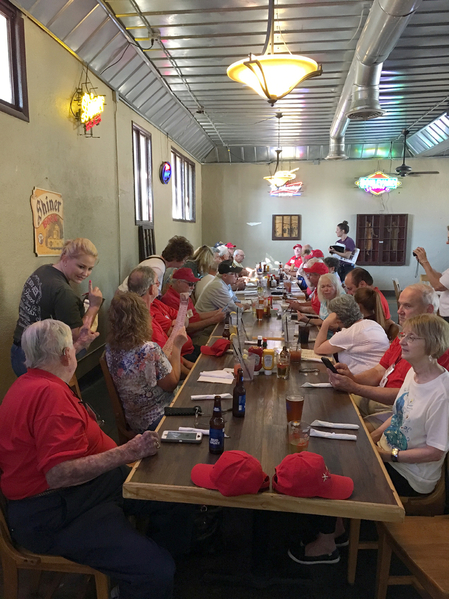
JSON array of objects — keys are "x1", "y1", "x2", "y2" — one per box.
[{"x1": 124, "y1": 317, "x2": 403, "y2": 524}]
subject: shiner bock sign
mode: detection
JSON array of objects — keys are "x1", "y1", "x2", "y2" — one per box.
[{"x1": 30, "y1": 187, "x2": 64, "y2": 256}]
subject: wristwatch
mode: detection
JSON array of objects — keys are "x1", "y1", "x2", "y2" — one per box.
[{"x1": 391, "y1": 447, "x2": 399, "y2": 462}]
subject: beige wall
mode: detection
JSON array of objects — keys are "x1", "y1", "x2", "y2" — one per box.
[
  {"x1": 0, "y1": 16, "x2": 202, "y2": 398},
  {"x1": 202, "y1": 159, "x2": 449, "y2": 290}
]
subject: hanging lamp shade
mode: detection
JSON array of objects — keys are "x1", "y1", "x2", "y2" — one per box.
[{"x1": 227, "y1": 54, "x2": 321, "y2": 105}]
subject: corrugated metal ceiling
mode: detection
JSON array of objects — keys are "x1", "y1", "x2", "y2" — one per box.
[{"x1": 15, "y1": 0, "x2": 449, "y2": 163}]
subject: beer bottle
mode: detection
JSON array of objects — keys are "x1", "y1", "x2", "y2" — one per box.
[
  {"x1": 232, "y1": 368, "x2": 246, "y2": 418},
  {"x1": 222, "y1": 314, "x2": 231, "y2": 339},
  {"x1": 209, "y1": 396, "x2": 225, "y2": 454}
]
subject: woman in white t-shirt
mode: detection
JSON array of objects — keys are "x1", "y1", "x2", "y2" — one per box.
[
  {"x1": 371, "y1": 313, "x2": 449, "y2": 496},
  {"x1": 313, "y1": 294, "x2": 389, "y2": 374}
]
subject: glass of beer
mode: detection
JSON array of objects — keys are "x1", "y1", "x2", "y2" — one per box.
[
  {"x1": 284, "y1": 280, "x2": 292, "y2": 294},
  {"x1": 288, "y1": 421, "x2": 310, "y2": 453},
  {"x1": 286, "y1": 394, "x2": 304, "y2": 422}
]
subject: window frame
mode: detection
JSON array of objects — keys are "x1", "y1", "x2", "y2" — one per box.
[
  {"x1": 171, "y1": 147, "x2": 196, "y2": 223},
  {"x1": 0, "y1": 0, "x2": 29, "y2": 121},
  {"x1": 132, "y1": 122, "x2": 153, "y2": 225}
]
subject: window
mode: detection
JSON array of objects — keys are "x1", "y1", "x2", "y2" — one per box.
[
  {"x1": 132, "y1": 123, "x2": 153, "y2": 223},
  {"x1": 0, "y1": 0, "x2": 28, "y2": 121},
  {"x1": 356, "y1": 214, "x2": 409, "y2": 266},
  {"x1": 171, "y1": 148, "x2": 195, "y2": 222}
]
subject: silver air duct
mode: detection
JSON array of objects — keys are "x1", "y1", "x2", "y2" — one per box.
[{"x1": 326, "y1": 0, "x2": 422, "y2": 160}]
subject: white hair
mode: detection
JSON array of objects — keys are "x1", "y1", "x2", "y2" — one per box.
[
  {"x1": 216, "y1": 245, "x2": 230, "y2": 258},
  {"x1": 406, "y1": 283, "x2": 439, "y2": 313},
  {"x1": 22, "y1": 320, "x2": 73, "y2": 369}
]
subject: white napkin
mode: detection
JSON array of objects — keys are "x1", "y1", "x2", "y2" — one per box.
[
  {"x1": 300, "y1": 349, "x2": 323, "y2": 362},
  {"x1": 302, "y1": 382, "x2": 332, "y2": 388},
  {"x1": 311, "y1": 419, "x2": 359, "y2": 430},
  {"x1": 198, "y1": 369, "x2": 234, "y2": 384},
  {"x1": 310, "y1": 429, "x2": 357, "y2": 441},
  {"x1": 191, "y1": 393, "x2": 233, "y2": 400},
  {"x1": 178, "y1": 427, "x2": 230, "y2": 439}
]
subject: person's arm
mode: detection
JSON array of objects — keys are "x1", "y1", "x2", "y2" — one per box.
[
  {"x1": 314, "y1": 314, "x2": 344, "y2": 354},
  {"x1": 158, "y1": 330, "x2": 187, "y2": 392},
  {"x1": 376, "y1": 444, "x2": 445, "y2": 464},
  {"x1": 73, "y1": 318, "x2": 100, "y2": 353},
  {"x1": 186, "y1": 310, "x2": 224, "y2": 334},
  {"x1": 46, "y1": 431, "x2": 160, "y2": 489},
  {"x1": 370, "y1": 415, "x2": 393, "y2": 444},
  {"x1": 72, "y1": 281, "x2": 103, "y2": 342},
  {"x1": 413, "y1": 247, "x2": 447, "y2": 291},
  {"x1": 328, "y1": 366, "x2": 400, "y2": 405},
  {"x1": 331, "y1": 248, "x2": 352, "y2": 259},
  {"x1": 287, "y1": 299, "x2": 311, "y2": 310},
  {"x1": 298, "y1": 312, "x2": 322, "y2": 326}
]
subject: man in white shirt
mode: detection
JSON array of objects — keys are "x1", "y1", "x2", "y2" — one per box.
[
  {"x1": 118, "y1": 236, "x2": 193, "y2": 294},
  {"x1": 414, "y1": 230, "x2": 449, "y2": 322},
  {"x1": 195, "y1": 261, "x2": 247, "y2": 313}
]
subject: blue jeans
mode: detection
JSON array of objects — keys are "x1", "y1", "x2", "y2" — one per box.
[{"x1": 10, "y1": 343, "x2": 27, "y2": 377}]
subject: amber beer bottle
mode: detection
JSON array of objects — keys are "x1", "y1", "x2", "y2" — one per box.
[
  {"x1": 222, "y1": 314, "x2": 231, "y2": 339},
  {"x1": 209, "y1": 396, "x2": 225, "y2": 454},
  {"x1": 232, "y1": 368, "x2": 246, "y2": 418}
]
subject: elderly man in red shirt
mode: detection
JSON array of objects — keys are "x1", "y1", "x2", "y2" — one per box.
[
  {"x1": 344, "y1": 267, "x2": 391, "y2": 319},
  {"x1": 161, "y1": 268, "x2": 225, "y2": 346}
]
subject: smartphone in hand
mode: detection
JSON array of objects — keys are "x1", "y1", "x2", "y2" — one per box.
[{"x1": 321, "y1": 357, "x2": 338, "y2": 374}]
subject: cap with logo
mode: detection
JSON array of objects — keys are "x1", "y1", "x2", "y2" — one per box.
[
  {"x1": 172, "y1": 268, "x2": 200, "y2": 283},
  {"x1": 191, "y1": 450, "x2": 270, "y2": 497},
  {"x1": 218, "y1": 260, "x2": 243, "y2": 275}
]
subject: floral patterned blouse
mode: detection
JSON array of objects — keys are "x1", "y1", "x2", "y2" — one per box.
[{"x1": 105, "y1": 341, "x2": 173, "y2": 433}]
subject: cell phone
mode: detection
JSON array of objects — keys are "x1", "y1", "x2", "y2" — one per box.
[
  {"x1": 164, "y1": 406, "x2": 202, "y2": 417},
  {"x1": 321, "y1": 357, "x2": 338, "y2": 374},
  {"x1": 161, "y1": 431, "x2": 203, "y2": 444}
]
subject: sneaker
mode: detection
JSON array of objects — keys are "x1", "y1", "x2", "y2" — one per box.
[
  {"x1": 335, "y1": 531, "x2": 349, "y2": 548},
  {"x1": 287, "y1": 546, "x2": 340, "y2": 565}
]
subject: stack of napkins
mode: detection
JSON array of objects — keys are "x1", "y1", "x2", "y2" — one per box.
[{"x1": 197, "y1": 369, "x2": 234, "y2": 384}]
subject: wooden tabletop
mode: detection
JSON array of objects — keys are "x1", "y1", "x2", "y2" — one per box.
[
  {"x1": 212, "y1": 311, "x2": 311, "y2": 342},
  {"x1": 124, "y1": 328, "x2": 404, "y2": 522}
]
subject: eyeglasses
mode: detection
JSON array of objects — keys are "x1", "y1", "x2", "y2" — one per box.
[{"x1": 398, "y1": 332, "x2": 424, "y2": 343}]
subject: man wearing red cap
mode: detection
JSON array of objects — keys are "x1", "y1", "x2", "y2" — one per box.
[
  {"x1": 161, "y1": 268, "x2": 225, "y2": 346},
  {"x1": 285, "y1": 244, "x2": 303, "y2": 272}
]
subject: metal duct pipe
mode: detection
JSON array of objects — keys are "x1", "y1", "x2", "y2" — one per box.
[{"x1": 326, "y1": 0, "x2": 422, "y2": 160}]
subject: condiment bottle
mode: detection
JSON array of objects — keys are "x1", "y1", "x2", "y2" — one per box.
[
  {"x1": 232, "y1": 368, "x2": 246, "y2": 418},
  {"x1": 222, "y1": 314, "x2": 230, "y2": 339},
  {"x1": 209, "y1": 396, "x2": 225, "y2": 454},
  {"x1": 277, "y1": 345, "x2": 290, "y2": 379},
  {"x1": 248, "y1": 335, "x2": 263, "y2": 375},
  {"x1": 262, "y1": 348, "x2": 275, "y2": 375}
]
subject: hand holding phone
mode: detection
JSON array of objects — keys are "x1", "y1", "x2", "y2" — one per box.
[{"x1": 321, "y1": 357, "x2": 338, "y2": 374}]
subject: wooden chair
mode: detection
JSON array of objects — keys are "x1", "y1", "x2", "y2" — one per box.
[
  {"x1": 348, "y1": 456, "x2": 447, "y2": 584},
  {"x1": 138, "y1": 224, "x2": 155, "y2": 262},
  {"x1": 0, "y1": 492, "x2": 109, "y2": 599},
  {"x1": 376, "y1": 515, "x2": 449, "y2": 599},
  {"x1": 392, "y1": 278, "x2": 401, "y2": 309},
  {"x1": 99, "y1": 352, "x2": 136, "y2": 446},
  {"x1": 68, "y1": 372, "x2": 82, "y2": 400}
]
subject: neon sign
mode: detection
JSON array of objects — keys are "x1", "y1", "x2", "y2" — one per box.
[
  {"x1": 80, "y1": 93, "x2": 105, "y2": 131},
  {"x1": 159, "y1": 161, "x2": 172, "y2": 184},
  {"x1": 355, "y1": 171, "x2": 401, "y2": 196}
]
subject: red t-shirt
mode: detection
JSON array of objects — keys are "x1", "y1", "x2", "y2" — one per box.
[
  {"x1": 0, "y1": 369, "x2": 116, "y2": 500},
  {"x1": 286, "y1": 256, "x2": 302, "y2": 269},
  {"x1": 150, "y1": 300, "x2": 194, "y2": 356},
  {"x1": 374, "y1": 286, "x2": 391, "y2": 319},
  {"x1": 310, "y1": 290, "x2": 320, "y2": 315},
  {"x1": 379, "y1": 337, "x2": 449, "y2": 388},
  {"x1": 160, "y1": 287, "x2": 201, "y2": 324}
]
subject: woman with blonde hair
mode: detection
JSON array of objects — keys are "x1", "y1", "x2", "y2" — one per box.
[
  {"x1": 183, "y1": 245, "x2": 215, "y2": 279},
  {"x1": 298, "y1": 272, "x2": 344, "y2": 326},
  {"x1": 11, "y1": 238, "x2": 102, "y2": 376},
  {"x1": 354, "y1": 287, "x2": 400, "y2": 341},
  {"x1": 106, "y1": 292, "x2": 187, "y2": 433}
]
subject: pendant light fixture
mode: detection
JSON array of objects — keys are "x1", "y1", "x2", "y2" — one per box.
[
  {"x1": 227, "y1": 0, "x2": 322, "y2": 106},
  {"x1": 264, "y1": 113, "x2": 299, "y2": 188}
]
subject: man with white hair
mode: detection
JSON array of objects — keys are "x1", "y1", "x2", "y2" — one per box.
[
  {"x1": 0, "y1": 320, "x2": 175, "y2": 599},
  {"x1": 327, "y1": 284, "x2": 449, "y2": 428}
]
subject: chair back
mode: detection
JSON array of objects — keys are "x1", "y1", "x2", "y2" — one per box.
[
  {"x1": 400, "y1": 455, "x2": 447, "y2": 516},
  {"x1": 99, "y1": 353, "x2": 136, "y2": 446},
  {"x1": 138, "y1": 224, "x2": 156, "y2": 262}
]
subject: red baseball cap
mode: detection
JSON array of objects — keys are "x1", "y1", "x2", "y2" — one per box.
[
  {"x1": 303, "y1": 262, "x2": 329, "y2": 275},
  {"x1": 311, "y1": 249, "x2": 324, "y2": 259},
  {"x1": 273, "y1": 452, "x2": 353, "y2": 499},
  {"x1": 172, "y1": 267, "x2": 200, "y2": 283},
  {"x1": 191, "y1": 451, "x2": 270, "y2": 497},
  {"x1": 225, "y1": 242, "x2": 236, "y2": 248},
  {"x1": 200, "y1": 338, "x2": 230, "y2": 356},
  {"x1": 293, "y1": 244, "x2": 302, "y2": 250}
]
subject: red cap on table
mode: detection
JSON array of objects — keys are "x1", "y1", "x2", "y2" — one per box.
[
  {"x1": 172, "y1": 267, "x2": 200, "y2": 282},
  {"x1": 200, "y1": 338, "x2": 230, "y2": 356},
  {"x1": 191, "y1": 451, "x2": 269, "y2": 496},
  {"x1": 273, "y1": 452, "x2": 353, "y2": 500}
]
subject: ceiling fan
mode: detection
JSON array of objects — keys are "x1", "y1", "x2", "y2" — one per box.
[{"x1": 394, "y1": 129, "x2": 440, "y2": 177}]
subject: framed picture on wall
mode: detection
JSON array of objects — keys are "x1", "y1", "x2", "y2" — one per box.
[{"x1": 272, "y1": 215, "x2": 301, "y2": 240}]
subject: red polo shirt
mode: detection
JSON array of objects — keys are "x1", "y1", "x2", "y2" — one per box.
[
  {"x1": 150, "y1": 300, "x2": 194, "y2": 355},
  {"x1": 286, "y1": 255, "x2": 302, "y2": 269},
  {"x1": 0, "y1": 369, "x2": 116, "y2": 500},
  {"x1": 160, "y1": 286, "x2": 201, "y2": 324}
]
